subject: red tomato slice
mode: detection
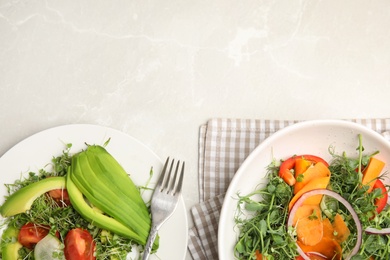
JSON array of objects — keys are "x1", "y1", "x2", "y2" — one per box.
[
  {"x1": 47, "y1": 188, "x2": 71, "y2": 207},
  {"x1": 18, "y1": 223, "x2": 50, "y2": 249},
  {"x1": 64, "y1": 228, "x2": 96, "y2": 260}
]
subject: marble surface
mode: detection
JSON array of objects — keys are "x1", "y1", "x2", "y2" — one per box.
[{"x1": 1, "y1": 1, "x2": 390, "y2": 259}]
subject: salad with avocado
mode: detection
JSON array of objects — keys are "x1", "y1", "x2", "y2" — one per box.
[{"x1": 0, "y1": 142, "x2": 157, "y2": 260}]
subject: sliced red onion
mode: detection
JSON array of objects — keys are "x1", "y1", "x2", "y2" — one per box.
[
  {"x1": 365, "y1": 226, "x2": 390, "y2": 235},
  {"x1": 287, "y1": 189, "x2": 362, "y2": 260},
  {"x1": 295, "y1": 245, "x2": 310, "y2": 260},
  {"x1": 306, "y1": 251, "x2": 328, "y2": 258}
]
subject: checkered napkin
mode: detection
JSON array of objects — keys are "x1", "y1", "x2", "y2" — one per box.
[{"x1": 187, "y1": 118, "x2": 390, "y2": 260}]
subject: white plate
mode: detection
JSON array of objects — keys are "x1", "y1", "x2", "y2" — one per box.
[
  {"x1": 0, "y1": 124, "x2": 188, "y2": 260},
  {"x1": 218, "y1": 119, "x2": 390, "y2": 259}
]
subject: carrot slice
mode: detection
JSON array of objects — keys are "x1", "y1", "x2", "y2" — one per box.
[
  {"x1": 321, "y1": 217, "x2": 334, "y2": 240},
  {"x1": 362, "y1": 157, "x2": 385, "y2": 193},
  {"x1": 309, "y1": 254, "x2": 328, "y2": 260},
  {"x1": 289, "y1": 176, "x2": 331, "y2": 211},
  {"x1": 294, "y1": 158, "x2": 312, "y2": 178},
  {"x1": 255, "y1": 250, "x2": 267, "y2": 260},
  {"x1": 296, "y1": 255, "x2": 327, "y2": 260},
  {"x1": 292, "y1": 205, "x2": 322, "y2": 226},
  {"x1": 296, "y1": 214, "x2": 349, "y2": 259},
  {"x1": 298, "y1": 237, "x2": 342, "y2": 260},
  {"x1": 296, "y1": 209, "x2": 323, "y2": 246},
  {"x1": 294, "y1": 162, "x2": 331, "y2": 194},
  {"x1": 332, "y1": 213, "x2": 350, "y2": 243}
]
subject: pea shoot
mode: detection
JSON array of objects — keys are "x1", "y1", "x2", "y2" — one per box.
[
  {"x1": 234, "y1": 135, "x2": 390, "y2": 259},
  {"x1": 234, "y1": 163, "x2": 298, "y2": 259},
  {"x1": 0, "y1": 144, "x2": 146, "y2": 259}
]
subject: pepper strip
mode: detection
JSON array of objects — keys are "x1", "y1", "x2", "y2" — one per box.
[
  {"x1": 372, "y1": 179, "x2": 388, "y2": 214},
  {"x1": 278, "y1": 155, "x2": 329, "y2": 186}
]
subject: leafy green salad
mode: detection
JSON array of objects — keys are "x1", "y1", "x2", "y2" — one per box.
[
  {"x1": 0, "y1": 142, "x2": 155, "y2": 260},
  {"x1": 234, "y1": 135, "x2": 390, "y2": 260}
]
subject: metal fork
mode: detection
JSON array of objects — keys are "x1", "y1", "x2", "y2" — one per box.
[{"x1": 142, "y1": 157, "x2": 185, "y2": 260}]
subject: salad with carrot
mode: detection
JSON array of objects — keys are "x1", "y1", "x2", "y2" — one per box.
[
  {"x1": 0, "y1": 142, "x2": 156, "y2": 260},
  {"x1": 234, "y1": 134, "x2": 390, "y2": 259}
]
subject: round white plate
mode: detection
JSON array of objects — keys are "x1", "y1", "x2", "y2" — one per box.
[
  {"x1": 218, "y1": 119, "x2": 390, "y2": 259},
  {"x1": 0, "y1": 124, "x2": 188, "y2": 260}
]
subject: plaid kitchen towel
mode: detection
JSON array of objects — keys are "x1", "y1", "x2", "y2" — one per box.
[{"x1": 188, "y1": 118, "x2": 390, "y2": 260}]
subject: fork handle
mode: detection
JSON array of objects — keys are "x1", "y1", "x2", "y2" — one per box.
[{"x1": 142, "y1": 225, "x2": 159, "y2": 260}]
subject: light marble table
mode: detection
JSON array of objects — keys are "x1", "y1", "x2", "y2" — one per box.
[{"x1": 1, "y1": 1, "x2": 390, "y2": 259}]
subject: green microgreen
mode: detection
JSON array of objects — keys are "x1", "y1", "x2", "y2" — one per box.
[
  {"x1": 328, "y1": 135, "x2": 390, "y2": 259},
  {"x1": 234, "y1": 163, "x2": 297, "y2": 259},
  {"x1": 234, "y1": 134, "x2": 390, "y2": 259},
  {"x1": 0, "y1": 143, "x2": 146, "y2": 260}
]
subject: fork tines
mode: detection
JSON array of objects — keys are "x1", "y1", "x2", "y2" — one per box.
[{"x1": 157, "y1": 157, "x2": 184, "y2": 195}]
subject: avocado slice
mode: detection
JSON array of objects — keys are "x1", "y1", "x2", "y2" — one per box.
[
  {"x1": 0, "y1": 177, "x2": 66, "y2": 217},
  {"x1": 66, "y1": 173, "x2": 160, "y2": 250},
  {"x1": 1, "y1": 226, "x2": 22, "y2": 260},
  {"x1": 65, "y1": 173, "x2": 141, "y2": 240},
  {"x1": 2, "y1": 226, "x2": 19, "y2": 242},
  {"x1": 2, "y1": 242, "x2": 22, "y2": 260}
]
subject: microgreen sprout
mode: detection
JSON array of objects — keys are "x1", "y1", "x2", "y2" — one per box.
[
  {"x1": 0, "y1": 144, "x2": 151, "y2": 259},
  {"x1": 234, "y1": 134, "x2": 390, "y2": 259}
]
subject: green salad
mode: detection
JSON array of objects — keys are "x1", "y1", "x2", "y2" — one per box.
[
  {"x1": 234, "y1": 135, "x2": 390, "y2": 260},
  {"x1": 0, "y1": 142, "x2": 156, "y2": 260}
]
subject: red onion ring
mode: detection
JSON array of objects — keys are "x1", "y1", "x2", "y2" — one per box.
[
  {"x1": 306, "y1": 252, "x2": 328, "y2": 258},
  {"x1": 365, "y1": 226, "x2": 390, "y2": 235},
  {"x1": 287, "y1": 189, "x2": 362, "y2": 260}
]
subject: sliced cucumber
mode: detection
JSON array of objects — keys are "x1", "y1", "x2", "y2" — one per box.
[{"x1": 34, "y1": 234, "x2": 65, "y2": 260}]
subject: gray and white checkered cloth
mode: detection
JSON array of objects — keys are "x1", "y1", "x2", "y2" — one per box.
[{"x1": 188, "y1": 118, "x2": 390, "y2": 260}]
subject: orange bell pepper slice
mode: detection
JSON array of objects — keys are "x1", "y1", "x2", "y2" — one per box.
[
  {"x1": 288, "y1": 176, "x2": 330, "y2": 211},
  {"x1": 279, "y1": 155, "x2": 329, "y2": 186},
  {"x1": 362, "y1": 157, "x2": 385, "y2": 193},
  {"x1": 294, "y1": 162, "x2": 331, "y2": 195}
]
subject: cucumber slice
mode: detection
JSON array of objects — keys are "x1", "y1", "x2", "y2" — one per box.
[{"x1": 34, "y1": 234, "x2": 65, "y2": 260}]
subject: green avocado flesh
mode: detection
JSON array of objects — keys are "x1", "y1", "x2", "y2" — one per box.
[
  {"x1": 1, "y1": 226, "x2": 22, "y2": 260},
  {"x1": 0, "y1": 177, "x2": 66, "y2": 217},
  {"x1": 65, "y1": 173, "x2": 144, "y2": 242},
  {"x1": 68, "y1": 145, "x2": 159, "y2": 250}
]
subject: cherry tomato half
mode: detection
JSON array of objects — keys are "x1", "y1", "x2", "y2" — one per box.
[
  {"x1": 47, "y1": 188, "x2": 71, "y2": 207},
  {"x1": 18, "y1": 223, "x2": 50, "y2": 249},
  {"x1": 64, "y1": 228, "x2": 96, "y2": 260}
]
